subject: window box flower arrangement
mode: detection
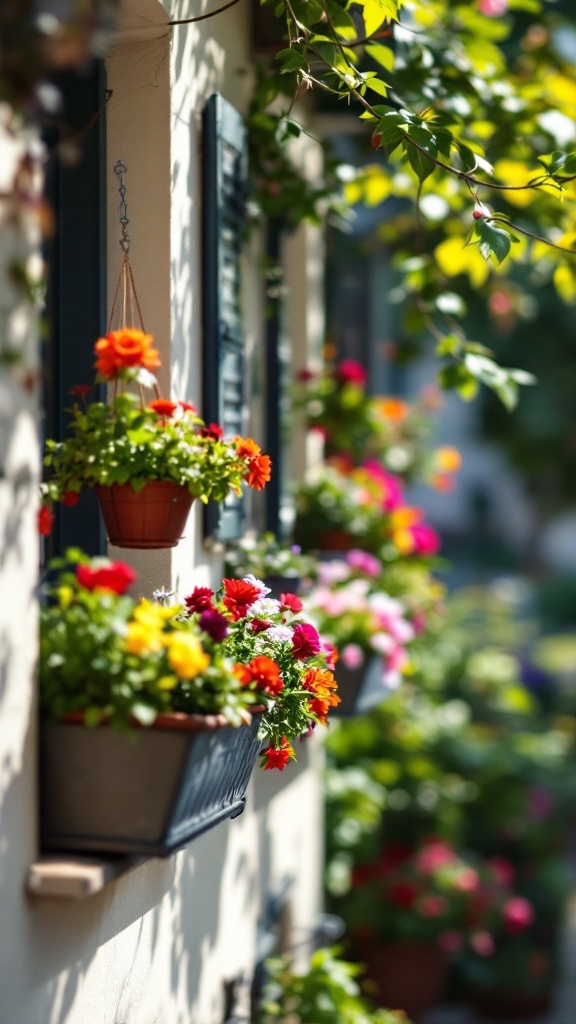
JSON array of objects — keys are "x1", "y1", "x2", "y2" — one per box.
[
  {"x1": 39, "y1": 553, "x2": 339, "y2": 855},
  {"x1": 302, "y1": 559, "x2": 416, "y2": 716},
  {"x1": 224, "y1": 531, "x2": 317, "y2": 597},
  {"x1": 293, "y1": 457, "x2": 440, "y2": 559},
  {"x1": 41, "y1": 328, "x2": 271, "y2": 548}
]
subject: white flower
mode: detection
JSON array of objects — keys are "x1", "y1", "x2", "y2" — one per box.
[
  {"x1": 243, "y1": 574, "x2": 271, "y2": 596},
  {"x1": 264, "y1": 625, "x2": 293, "y2": 644},
  {"x1": 249, "y1": 597, "x2": 281, "y2": 617}
]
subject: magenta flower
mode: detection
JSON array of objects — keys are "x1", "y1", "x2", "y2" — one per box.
[
  {"x1": 184, "y1": 586, "x2": 215, "y2": 614},
  {"x1": 346, "y1": 549, "x2": 382, "y2": 576},
  {"x1": 504, "y1": 897, "x2": 534, "y2": 933},
  {"x1": 335, "y1": 359, "x2": 367, "y2": 385},
  {"x1": 410, "y1": 522, "x2": 440, "y2": 556},
  {"x1": 198, "y1": 608, "x2": 229, "y2": 642},
  {"x1": 291, "y1": 622, "x2": 321, "y2": 661}
]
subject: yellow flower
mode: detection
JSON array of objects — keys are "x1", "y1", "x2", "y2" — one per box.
[
  {"x1": 125, "y1": 621, "x2": 164, "y2": 656},
  {"x1": 167, "y1": 632, "x2": 210, "y2": 679},
  {"x1": 157, "y1": 675, "x2": 178, "y2": 691},
  {"x1": 133, "y1": 599, "x2": 178, "y2": 631},
  {"x1": 435, "y1": 445, "x2": 462, "y2": 473},
  {"x1": 390, "y1": 507, "x2": 420, "y2": 530},
  {"x1": 392, "y1": 528, "x2": 416, "y2": 555},
  {"x1": 58, "y1": 585, "x2": 73, "y2": 610}
]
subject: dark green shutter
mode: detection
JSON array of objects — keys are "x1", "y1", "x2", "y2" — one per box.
[
  {"x1": 43, "y1": 61, "x2": 107, "y2": 558},
  {"x1": 202, "y1": 94, "x2": 248, "y2": 542}
]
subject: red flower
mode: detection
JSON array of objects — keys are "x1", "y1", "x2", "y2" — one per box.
[
  {"x1": 76, "y1": 561, "x2": 136, "y2": 595},
  {"x1": 148, "y1": 399, "x2": 178, "y2": 418},
  {"x1": 179, "y1": 400, "x2": 197, "y2": 413},
  {"x1": 250, "y1": 618, "x2": 272, "y2": 634},
  {"x1": 235, "y1": 655, "x2": 284, "y2": 695},
  {"x1": 198, "y1": 608, "x2": 229, "y2": 642},
  {"x1": 246, "y1": 454, "x2": 272, "y2": 490},
  {"x1": 70, "y1": 384, "x2": 92, "y2": 398},
  {"x1": 291, "y1": 622, "x2": 321, "y2": 661},
  {"x1": 38, "y1": 505, "x2": 54, "y2": 536},
  {"x1": 184, "y1": 586, "x2": 215, "y2": 614},
  {"x1": 222, "y1": 578, "x2": 261, "y2": 619},
  {"x1": 200, "y1": 423, "x2": 224, "y2": 440},
  {"x1": 261, "y1": 736, "x2": 295, "y2": 771},
  {"x1": 335, "y1": 359, "x2": 367, "y2": 386},
  {"x1": 280, "y1": 593, "x2": 303, "y2": 613},
  {"x1": 388, "y1": 881, "x2": 418, "y2": 907},
  {"x1": 296, "y1": 368, "x2": 317, "y2": 382},
  {"x1": 62, "y1": 490, "x2": 80, "y2": 507}
]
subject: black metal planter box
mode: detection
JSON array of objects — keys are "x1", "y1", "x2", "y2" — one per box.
[
  {"x1": 40, "y1": 714, "x2": 263, "y2": 857},
  {"x1": 333, "y1": 657, "x2": 392, "y2": 717}
]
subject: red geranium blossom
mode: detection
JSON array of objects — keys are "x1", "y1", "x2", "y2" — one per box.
[
  {"x1": 148, "y1": 399, "x2": 178, "y2": 418},
  {"x1": 222, "y1": 578, "x2": 261, "y2": 619},
  {"x1": 184, "y1": 586, "x2": 215, "y2": 614},
  {"x1": 280, "y1": 593, "x2": 303, "y2": 613},
  {"x1": 234, "y1": 655, "x2": 284, "y2": 695},
  {"x1": 38, "y1": 505, "x2": 54, "y2": 536},
  {"x1": 179, "y1": 400, "x2": 197, "y2": 413},
  {"x1": 261, "y1": 736, "x2": 295, "y2": 771},
  {"x1": 70, "y1": 384, "x2": 92, "y2": 398},
  {"x1": 76, "y1": 561, "x2": 136, "y2": 595},
  {"x1": 291, "y1": 622, "x2": 321, "y2": 661},
  {"x1": 251, "y1": 618, "x2": 272, "y2": 634},
  {"x1": 62, "y1": 490, "x2": 80, "y2": 507},
  {"x1": 200, "y1": 423, "x2": 224, "y2": 440}
]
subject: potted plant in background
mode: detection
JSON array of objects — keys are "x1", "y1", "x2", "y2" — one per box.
[
  {"x1": 41, "y1": 328, "x2": 271, "y2": 548},
  {"x1": 333, "y1": 838, "x2": 536, "y2": 1022},
  {"x1": 39, "y1": 553, "x2": 339, "y2": 855},
  {"x1": 259, "y1": 946, "x2": 414, "y2": 1024},
  {"x1": 224, "y1": 531, "x2": 317, "y2": 597}
]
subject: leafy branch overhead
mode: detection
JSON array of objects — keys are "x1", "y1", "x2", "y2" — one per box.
[{"x1": 256, "y1": 0, "x2": 576, "y2": 404}]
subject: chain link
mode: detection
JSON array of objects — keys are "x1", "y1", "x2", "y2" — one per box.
[{"x1": 114, "y1": 159, "x2": 130, "y2": 253}]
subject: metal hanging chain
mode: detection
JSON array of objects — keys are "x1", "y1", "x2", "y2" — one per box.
[{"x1": 107, "y1": 160, "x2": 147, "y2": 333}]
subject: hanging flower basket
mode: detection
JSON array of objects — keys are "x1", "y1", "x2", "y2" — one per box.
[
  {"x1": 95, "y1": 480, "x2": 194, "y2": 549},
  {"x1": 40, "y1": 711, "x2": 263, "y2": 856},
  {"x1": 332, "y1": 656, "x2": 392, "y2": 717}
]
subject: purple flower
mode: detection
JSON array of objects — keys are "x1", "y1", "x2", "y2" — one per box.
[{"x1": 198, "y1": 608, "x2": 229, "y2": 642}]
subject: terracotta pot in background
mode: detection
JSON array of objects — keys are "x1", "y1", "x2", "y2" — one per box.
[
  {"x1": 95, "y1": 479, "x2": 194, "y2": 548},
  {"x1": 358, "y1": 941, "x2": 450, "y2": 1022}
]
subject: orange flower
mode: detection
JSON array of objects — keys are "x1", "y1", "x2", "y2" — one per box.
[
  {"x1": 148, "y1": 399, "x2": 178, "y2": 418},
  {"x1": 435, "y1": 446, "x2": 462, "y2": 473},
  {"x1": 235, "y1": 655, "x2": 284, "y2": 696},
  {"x1": 302, "y1": 667, "x2": 338, "y2": 695},
  {"x1": 94, "y1": 328, "x2": 160, "y2": 379},
  {"x1": 234, "y1": 436, "x2": 262, "y2": 459},
  {"x1": 390, "y1": 506, "x2": 421, "y2": 530},
  {"x1": 430, "y1": 472, "x2": 455, "y2": 493},
  {"x1": 379, "y1": 397, "x2": 408, "y2": 423},
  {"x1": 246, "y1": 454, "x2": 272, "y2": 490}
]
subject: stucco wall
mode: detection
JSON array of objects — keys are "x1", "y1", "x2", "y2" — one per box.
[{"x1": 0, "y1": 3, "x2": 327, "y2": 1022}]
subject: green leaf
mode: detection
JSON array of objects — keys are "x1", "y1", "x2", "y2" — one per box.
[
  {"x1": 474, "y1": 219, "x2": 512, "y2": 265},
  {"x1": 435, "y1": 332, "x2": 462, "y2": 356},
  {"x1": 406, "y1": 140, "x2": 435, "y2": 183},
  {"x1": 364, "y1": 76, "x2": 389, "y2": 98},
  {"x1": 275, "y1": 48, "x2": 308, "y2": 74},
  {"x1": 365, "y1": 43, "x2": 395, "y2": 72}
]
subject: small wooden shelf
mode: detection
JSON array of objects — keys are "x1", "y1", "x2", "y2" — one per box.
[{"x1": 26, "y1": 854, "x2": 145, "y2": 899}]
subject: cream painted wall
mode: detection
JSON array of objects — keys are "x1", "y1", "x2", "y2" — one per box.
[{"x1": 0, "y1": 3, "x2": 327, "y2": 1022}]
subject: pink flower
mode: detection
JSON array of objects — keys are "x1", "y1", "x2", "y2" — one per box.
[
  {"x1": 470, "y1": 931, "x2": 495, "y2": 956},
  {"x1": 478, "y1": 0, "x2": 508, "y2": 15},
  {"x1": 504, "y1": 897, "x2": 534, "y2": 933},
  {"x1": 280, "y1": 593, "x2": 303, "y2": 613},
  {"x1": 410, "y1": 522, "x2": 441, "y2": 556},
  {"x1": 184, "y1": 586, "x2": 215, "y2": 614},
  {"x1": 363, "y1": 460, "x2": 404, "y2": 511},
  {"x1": 291, "y1": 622, "x2": 321, "y2": 661},
  {"x1": 341, "y1": 644, "x2": 365, "y2": 669},
  {"x1": 416, "y1": 841, "x2": 456, "y2": 875},
  {"x1": 453, "y1": 868, "x2": 480, "y2": 893},
  {"x1": 488, "y1": 856, "x2": 514, "y2": 887},
  {"x1": 346, "y1": 549, "x2": 382, "y2": 576}
]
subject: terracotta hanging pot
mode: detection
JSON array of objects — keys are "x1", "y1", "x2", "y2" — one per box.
[
  {"x1": 95, "y1": 479, "x2": 194, "y2": 549},
  {"x1": 357, "y1": 940, "x2": 450, "y2": 1021}
]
